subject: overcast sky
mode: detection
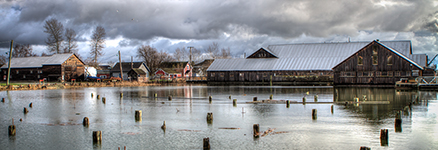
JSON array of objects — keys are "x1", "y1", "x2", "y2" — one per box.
[{"x1": 0, "y1": 0, "x2": 437, "y2": 64}]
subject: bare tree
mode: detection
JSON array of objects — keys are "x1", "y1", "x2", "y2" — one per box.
[
  {"x1": 64, "y1": 28, "x2": 78, "y2": 53},
  {"x1": 174, "y1": 47, "x2": 183, "y2": 61},
  {"x1": 191, "y1": 48, "x2": 202, "y2": 62},
  {"x1": 220, "y1": 47, "x2": 231, "y2": 59},
  {"x1": 43, "y1": 18, "x2": 64, "y2": 54},
  {"x1": 89, "y1": 26, "x2": 106, "y2": 66},
  {"x1": 0, "y1": 55, "x2": 7, "y2": 67},
  {"x1": 13, "y1": 44, "x2": 36, "y2": 57},
  {"x1": 205, "y1": 42, "x2": 219, "y2": 59},
  {"x1": 137, "y1": 45, "x2": 173, "y2": 74}
]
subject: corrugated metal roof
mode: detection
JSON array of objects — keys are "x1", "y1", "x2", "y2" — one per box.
[
  {"x1": 1, "y1": 53, "x2": 76, "y2": 69},
  {"x1": 208, "y1": 40, "x2": 421, "y2": 71},
  {"x1": 408, "y1": 54, "x2": 427, "y2": 67}
]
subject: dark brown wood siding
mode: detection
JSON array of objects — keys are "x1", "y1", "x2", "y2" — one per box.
[
  {"x1": 333, "y1": 42, "x2": 422, "y2": 85},
  {"x1": 207, "y1": 70, "x2": 333, "y2": 83},
  {"x1": 62, "y1": 55, "x2": 85, "y2": 81}
]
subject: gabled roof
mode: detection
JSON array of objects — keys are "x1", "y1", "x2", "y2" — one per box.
[
  {"x1": 208, "y1": 40, "x2": 422, "y2": 71},
  {"x1": 247, "y1": 47, "x2": 278, "y2": 58},
  {"x1": 129, "y1": 68, "x2": 147, "y2": 75},
  {"x1": 111, "y1": 62, "x2": 149, "y2": 72},
  {"x1": 332, "y1": 40, "x2": 423, "y2": 70},
  {"x1": 1, "y1": 53, "x2": 82, "y2": 69}
]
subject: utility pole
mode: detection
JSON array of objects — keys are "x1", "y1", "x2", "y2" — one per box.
[
  {"x1": 118, "y1": 51, "x2": 123, "y2": 81},
  {"x1": 188, "y1": 46, "x2": 193, "y2": 80},
  {"x1": 7, "y1": 40, "x2": 13, "y2": 86}
]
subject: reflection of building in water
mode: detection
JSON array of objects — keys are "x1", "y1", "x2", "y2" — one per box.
[{"x1": 334, "y1": 88, "x2": 429, "y2": 120}]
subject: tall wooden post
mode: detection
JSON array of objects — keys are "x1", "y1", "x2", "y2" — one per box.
[
  {"x1": 118, "y1": 51, "x2": 123, "y2": 81},
  {"x1": 253, "y1": 124, "x2": 260, "y2": 138},
  {"x1": 7, "y1": 40, "x2": 13, "y2": 86}
]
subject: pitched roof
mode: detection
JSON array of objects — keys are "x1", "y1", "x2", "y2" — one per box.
[
  {"x1": 1, "y1": 53, "x2": 81, "y2": 69},
  {"x1": 129, "y1": 68, "x2": 147, "y2": 75},
  {"x1": 111, "y1": 62, "x2": 147, "y2": 72},
  {"x1": 208, "y1": 40, "x2": 423, "y2": 71}
]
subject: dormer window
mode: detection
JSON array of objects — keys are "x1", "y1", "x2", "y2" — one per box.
[
  {"x1": 372, "y1": 46, "x2": 378, "y2": 65},
  {"x1": 387, "y1": 56, "x2": 393, "y2": 65},
  {"x1": 358, "y1": 56, "x2": 363, "y2": 65}
]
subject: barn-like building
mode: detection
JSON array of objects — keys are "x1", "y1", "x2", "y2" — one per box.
[
  {"x1": 207, "y1": 40, "x2": 428, "y2": 85},
  {"x1": 1, "y1": 53, "x2": 85, "y2": 82}
]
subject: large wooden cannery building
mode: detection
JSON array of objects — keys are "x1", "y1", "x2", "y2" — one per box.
[
  {"x1": 207, "y1": 40, "x2": 428, "y2": 85},
  {"x1": 1, "y1": 53, "x2": 85, "y2": 82}
]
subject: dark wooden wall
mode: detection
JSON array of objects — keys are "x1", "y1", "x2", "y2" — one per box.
[
  {"x1": 207, "y1": 70, "x2": 333, "y2": 82},
  {"x1": 333, "y1": 42, "x2": 422, "y2": 85},
  {"x1": 62, "y1": 55, "x2": 85, "y2": 81}
]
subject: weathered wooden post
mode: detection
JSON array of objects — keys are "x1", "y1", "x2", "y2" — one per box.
[
  {"x1": 303, "y1": 97, "x2": 306, "y2": 105},
  {"x1": 229, "y1": 95, "x2": 231, "y2": 100},
  {"x1": 23, "y1": 107, "x2": 29, "y2": 114},
  {"x1": 314, "y1": 95, "x2": 318, "y2": 102},
  {"x1": 253, "y1": 97, "x2": 257, "y2": 102},
  {"x1": 203, "y1": 137, "x2": 210, "y2": 150},
  {"x1": 269, "y1": 94, "x2": 273, "y2": 100},
  {"x1": 395, "y1": 110, "x2": 402, "y2": 132},
  {"x1": 360, "y1": 146, "x2": 371, "y2": 150},
  {"x1": 1, "y1": 98, "x2": 4, "y2": 102},
  {"x1": 168, "y1": 95, "x2": 172, "y2": 101},
  {"x1": 29, "y1": 102, "x2": 32, "y2": 108},
  {"x1": 92, "y1": 131, "x2": 102, "y2": 143},
  {"x1": 206, "y1": 112, "x2": 213, "y2": 124},
  {"x1": 161, "y1": 121, "x2": 166, "y2": 131},
  {"x1": 120, "y1": 93, "x2": 123, "y2": 97},
  {"x1": 135, "y1": 110, "x2": 142, "y2": 122},
  {"x1": 380, "y1": 129, "x2": 388, "y2": 146},
  {"x1": 253, "y1": 124, "x2": 260, "y2": 138},
  {"x1": 209, "y1": 96, "x2": 212, "y2": 103},
  {"x1": 97, "y1": 95, "x2": 100, "y2": 100},
  {"x1": 91, "y1": 93, "x2": 94, "y2": 97},
  {"x1": 312, "y1": 109, "x2": 317, "y2": 120},
  {"x1": 154, "y1": 93, "x2": 158, "y2": 98},
  {"x1": 233, "y1": 99, "x2": 237, "y2": 107},
  {"x1": 102, "y1": 97, "x2": 106, "y2": 104},
  {"x1": 83, "y1": 117, "x2": 89, "y2": 127},
  {"x1": 8, "y1": 118, "x2": 15, "y2": 136},
  {"x1": 331, "y1": 105, "x2": 334, "y2": 114},
  {"x1": 286, "y1": 100, "x2": 290, "y2": 108}
]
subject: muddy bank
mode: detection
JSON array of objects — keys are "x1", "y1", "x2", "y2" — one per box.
[{"x1": 0, "y1": 81, "x2": 165, "y2": 91}]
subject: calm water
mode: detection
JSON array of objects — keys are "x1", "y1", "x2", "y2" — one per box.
[{"x1": 1, "y1": 85, "x2": 437, "y2": 150}]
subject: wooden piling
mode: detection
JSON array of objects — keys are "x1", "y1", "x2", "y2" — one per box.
[
  {"x1": 168, "y1": 95, "x2": 172, "y2": 101},
  {"x1": 92, "y1": 131, "x2": 102, "y2": 143},
  {"x1": 360, "y1": 146, "x2": 371, "y2": 150},
  {"x1": 209, "y1": 96, "x2": 212, "y2": 103},
  {"x1": 161, "y1": 121, "x2": 166, "y2": 130},
  {"x1": 23, "y1": 107, "x2": 29, "y2": 114},
  {"x1": 395, "y1": 118, "x2": 402, "y2": 132},
  {"x1": 380, "y1": 129, "x2": 388, "y2": 146},
  {"x1": 229, "y1": 95, "x2": 231, "y2": 100},
  {"x1": 154, "y1": 93, "x2": 158, "y2": 98},
  {"x1": 206, "y1": 112, "x2": 213, "y2": 124},
  {"x1": 253, "y1": 124, "x2": 260, "y2": 138},
  {"x1": 303, "y1": 97, "x2": 306, "y2": 105},
  {"x1": 8, "y1": 125, "x2": 16, "y2": 136},
  {"x1": 120, "y1": 93, "x2": 123, "y2": 97},
  {"x1": 314, "y1": 95, "x2": 318, "y2": 102},
  {"x1": 135, "y1": 110, "x2": 142, "y2": 122},
  {"x1": 102, "y1": 97, "x2": 106, "y2": 104},
  {"x1": 331, "y1": 105, "x2": 334, "y2": 114},
  {"x1": 29, "y1": 102, "x2": 32, "y2": 108},
  {"x1": 83, "y1": 117, "x2": 89, "y2": 127},
  {"x1": 286, "y1": 100, "x2": 290, "y2": 108},
  {"x1": 91, "y1": 93, "x2": 94, "y2": 97},
  {"x1": 233, "y1": 99, "x2": 237, "y2": 107},
  {"x1": 203, "y1": 137, "x2": 210, "y2": 150},
  {"x1": 253, "y1": 97, "x2": 257, "y2": 102},
  {"x1": 312, "y1": 109, "x2": 317, "y2": 120},
  {"x1": 1, "y1": 98, "x2": 4, "y2": 102},
  {"x1": 269, "y1": 94, "x2": 273, "y2": 100},
  {"x1": 97, "y1": 95, "x2": 100, "y2": 100}
]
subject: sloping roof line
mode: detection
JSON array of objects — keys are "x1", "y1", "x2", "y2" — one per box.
[
  {"x1": 377, "y1": 41, "x2": 423, "y2": 70},
  {"x1": 111, "y1": 62, "x2": 150, "y2": 72},
  {"x1": 1, "y1": 53, "x2": 82, "y2": 69}
]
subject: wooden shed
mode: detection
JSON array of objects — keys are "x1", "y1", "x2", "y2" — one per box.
[
  {"x1": 0, "y1": 53, "x2": 85, "y2": 82},
  {"x1": 127, "y1": 68, "x2": 148, "y2": 82}
]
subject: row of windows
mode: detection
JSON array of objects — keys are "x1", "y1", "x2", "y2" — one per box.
[
  {"x1": 341, "y1": 71, "x2": 411, "y2": 77},
  {"x1": 3, "y1": 70, "x2": 43, "y2": 74},
  {"x1": 357, "y1": 55, "x2": 393, "y2": 66}
]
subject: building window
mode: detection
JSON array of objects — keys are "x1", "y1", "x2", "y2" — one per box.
[
  {"x1": 219, "y1": 73, "x2": 224, "y2": 78},
  {"x1": 37, "y1": 75, "x2": 40, "y2": 78},
  {"x1": 358, "y1": 56, "x2": 363, "y2": 65},
  {"x1": 65, "y1": 66, "x2": 72, "y2": 71},
  {"x1": 341, "y1": 72, "x2": 356, "y2": 77},
  {"x1": 396, "y1": 71, "x2": 401, "y2": 77},
  {"x1": 372, "y1": 46, "x2": 378, "y2": 65},
  {"x1": 387, "y1": 56, "x2": 393, "y2": 65},
  {"x1": 230, "y1": 74, "x2": 234, "y2": 78},
  {"x1": 38, "y1": 70, "x2": 42, "y2": 74},
  {"x1": 211, "y1": 73, "x2": 215, "y2": 77},
  {"x1": 16, "y1": 70, "x2": 19, "y2": 74},
  {"x1": 239, "y1": 73, "x2": 244, "y2": 77},
  {"x1": 30, "y1": 70, "x2": 33, "y2": 74},
  {"x1": 23, "y1": 75, "x2": 26, "y2": 79}
]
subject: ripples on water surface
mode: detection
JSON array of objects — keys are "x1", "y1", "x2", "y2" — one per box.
[{"x1": 1, "y1": 85, "x2": 437, "y2": 149}]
